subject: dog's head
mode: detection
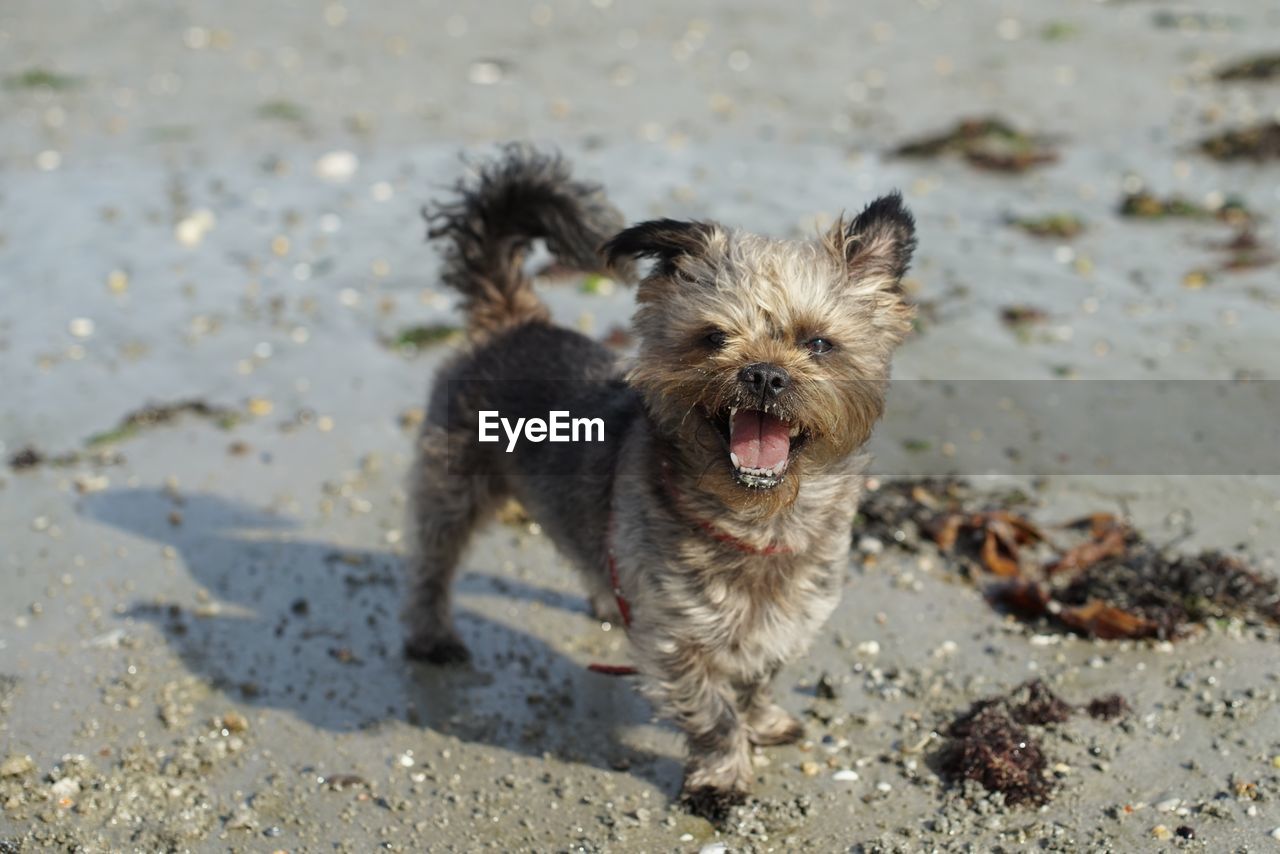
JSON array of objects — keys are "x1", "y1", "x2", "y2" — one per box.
[{"x1": 604, "y1": 195, "x2": 916, "y2": 511}]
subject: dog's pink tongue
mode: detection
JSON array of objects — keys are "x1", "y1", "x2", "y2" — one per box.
[{"x1": 730, "y1": 410, "x2": 791, "y2": 470}]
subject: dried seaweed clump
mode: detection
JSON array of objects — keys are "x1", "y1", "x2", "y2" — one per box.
[
  {"x1": 1009, "y1": 213, "x2": 1085, "y2": 239},
  {"x1": 1215, "y1": 54, "x2": 1280, "y2": 82},
  {"x1": 894, "y1": 117, "x2": 1058, "y2": 173},
  {"x1": 1199, "y1": 121, "x2": 1280, "y2": 162},
  {"x1": 855, "y1": 477, "x2": 1035, "y2": 553},
  {"x1": 1051, "y1": 545, "x2": 1280, "y2": 639},
  {"x1": 1117, "y1": 191, "x2": 1254, "y2": 226},
  {"x1": 86, "y1": 399, "x2": 241, "y2": 447},
  {"x1": 938, "y1": 680, "x2": 1128, "y2": 807},
  {"x1": 858, "y1": 480, "x2": 1280, "y2": 641}
]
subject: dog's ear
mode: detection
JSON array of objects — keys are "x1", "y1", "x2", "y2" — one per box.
[
  {"x1": 826, "y1": 193, "x2": 916, "y2": 287},
  {"x1": 602, "y1": 219, "x2": 719, "y2": 276}
]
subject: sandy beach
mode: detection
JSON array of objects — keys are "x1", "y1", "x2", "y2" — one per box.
[{"x1": 2, "y1": 0, "x2": 1279, "y2": 850}]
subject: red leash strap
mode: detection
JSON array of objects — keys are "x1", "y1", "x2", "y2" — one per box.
[
  {"x1": 588, "y1": 509, "x2": 638, "y2": 677},
  {"x1": 607, "y1": 537, "x2": 632, "y2": 629},
  {"x1": 587, "y1": 662, "x2": 637, "y2": 676},
  {"x1": 587, "y1": 463, "x2": 792, "y2": 678}
]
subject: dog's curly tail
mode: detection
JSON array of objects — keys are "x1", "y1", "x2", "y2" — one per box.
[{"x1": 424, "y1": 144, "x2": 627, "y2": 338}]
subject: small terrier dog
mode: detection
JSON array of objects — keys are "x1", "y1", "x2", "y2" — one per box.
[{"x1": 404, "y1": 146, "x2": 915, "y2": 819}]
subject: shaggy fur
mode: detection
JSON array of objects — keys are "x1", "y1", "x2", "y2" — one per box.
[{"x1": 404, "y1": 145, "x2": 916, "y2": 822}]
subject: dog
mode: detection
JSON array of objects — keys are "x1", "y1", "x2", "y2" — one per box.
[{"x1": 403, "y1": 145, "x2": 915, "y2": 820}]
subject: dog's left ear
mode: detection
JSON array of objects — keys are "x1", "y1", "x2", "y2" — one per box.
[
  {"x1": 825, "y1": 193, "x2": 916, "y2": 287},
  {"x1": 601, "y1": 219, "x2": 720, "y2": 277}
]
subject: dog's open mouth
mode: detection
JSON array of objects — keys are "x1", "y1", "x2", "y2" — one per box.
[{"x1": 710, "y1": 407, "x2": 807, "y2": 489}]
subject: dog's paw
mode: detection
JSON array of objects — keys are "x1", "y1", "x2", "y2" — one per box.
[
  {"x1": 680, "y1": 785, "x2": 747, "y2": 825},
  {"x1": 403, "y1": 633, "x2": 471, "y2": 666},
  {"x1": 747, "y1": 704, "x2": 805, "y2": 746}
]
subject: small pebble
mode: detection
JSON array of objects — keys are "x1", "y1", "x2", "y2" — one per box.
[
  {"x1": 1270, "y1": 827, "x2": 1280, "y2": 841},
  {"x1": 832, "y1": 769, "x2": 859, "y2": 782},
  {"x1": 247, "y1": 398, "x2": 274, "y2": 417},
  {"x1": 468, "y1": 60, "x2": 506, "y2": 85},
  {"x1": 0, "y1": 755, "x2": 34, "y2": 777},
  {"x1": 856, "y1": 640, "x2": 881, "y2": 656},
  {"x1": 875, "y1": 781, "x2": 892, "y2": 793},
  {"x1": 1151, "y1": 825, "x2": 1173, "y2": 841},
  {"x1": 51, "y1": 777, "x2": 80, "y2": 798},
  {"x1": 226, "y1": 803, "x2": 258, "y2": 831},
  {"x1": 36, "y1": 149, "x2": 62, "y2": 170},
  {"x1": 85, "y1": 628, "x2": 127, "y2": 649},
  {"x1": 315, "y1": 150, "x2": 359, "y2": 183},
  {"x1": 222, "y1": 711, "x2": 249, "y2": 733},
  {"x1": 1156, "y1": 797, "x2": 1181, "y2": 813},
  {"x1": 175, "y1": 208, "x2": 216, "y2": 247}
]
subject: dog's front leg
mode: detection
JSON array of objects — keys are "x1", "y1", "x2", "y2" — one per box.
[{"x1": 654, "y1": 652, "x2": 754, "y2": 820}]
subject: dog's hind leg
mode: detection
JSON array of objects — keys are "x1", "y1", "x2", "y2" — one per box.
[
  {"x1": 402, "y1": 427, "x2": 504, "y2": 665},
  {"x1": 735, "y1": 672, "x2": 805, "y2": 746}
]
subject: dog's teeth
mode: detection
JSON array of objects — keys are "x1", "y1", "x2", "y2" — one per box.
[{"x1": 730, "y1": 452, "x2": 740, "y2": 468}]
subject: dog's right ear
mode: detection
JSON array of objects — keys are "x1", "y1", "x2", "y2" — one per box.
[
  {"x1": 825, "y1": 193, "x2": 916, "y2": 288},
  {"x1": 601, "y1": 219, "x2": 719, "y2": 277}
]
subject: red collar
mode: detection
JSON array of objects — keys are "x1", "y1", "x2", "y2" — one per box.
[{"x1": 659, "y1": 459, "x2": 793, "y2": 556}]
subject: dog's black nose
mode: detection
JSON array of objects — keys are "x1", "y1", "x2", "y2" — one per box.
[{"x1": 739, "y1": 362, "x2": 790, "y2": 398}]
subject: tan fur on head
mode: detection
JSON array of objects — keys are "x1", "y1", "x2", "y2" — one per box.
[{"x1": 607, "y1": 196, "x2": 916, "y2": 516}]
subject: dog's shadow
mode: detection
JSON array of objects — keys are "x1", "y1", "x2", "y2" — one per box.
[{"x1": 81, "y1": 488, "x2": 676, "y2": 784}]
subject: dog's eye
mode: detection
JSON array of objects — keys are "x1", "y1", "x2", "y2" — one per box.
[
  {"x1": 805, "y1": 337, "x2": 834, "y2": 355},
  {"x1": 705, "y1": 330, "x2": 728, "y2": 348}
]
